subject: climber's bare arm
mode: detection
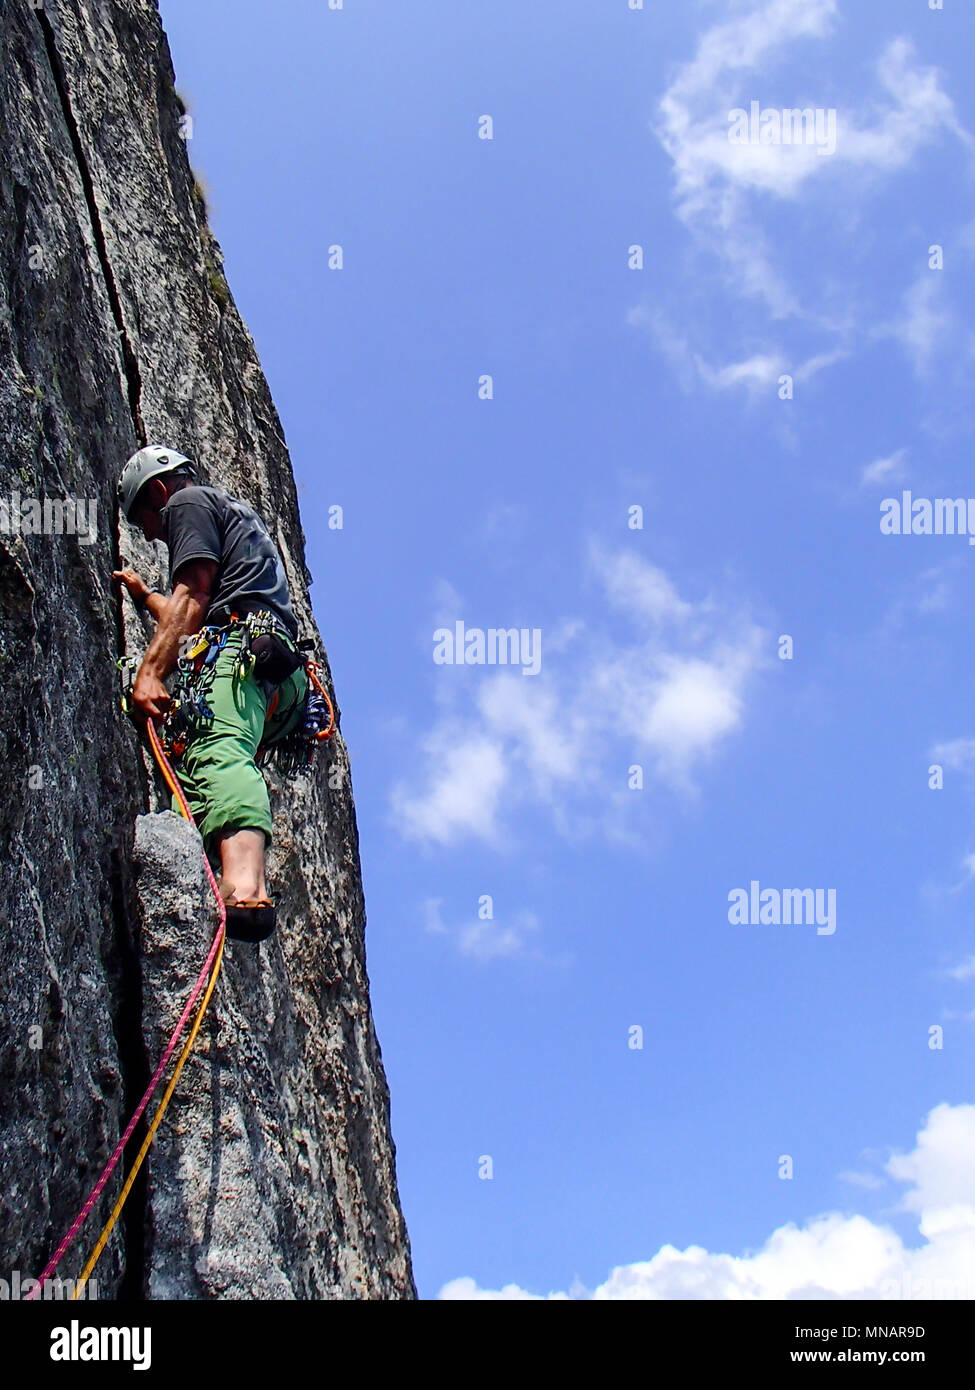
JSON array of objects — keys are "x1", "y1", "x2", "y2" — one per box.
[
  {"x1": 142, "y1": 590, "x2": 168, "y2": 622},
  {"x1": 131, "y1": 559, "x2": 217, "y2": 721},
  {"x1": 112, "y1": 567, "x2": 167, "y2": 621}
]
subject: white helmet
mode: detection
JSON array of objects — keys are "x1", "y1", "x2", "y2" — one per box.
[{"x1": 118, "y1": 445, "x2": 195, "y2": 521}]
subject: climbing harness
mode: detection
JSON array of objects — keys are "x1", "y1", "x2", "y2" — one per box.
[
  {"x1": 122, "y1": 611, "x2": 335, "y2": 772},
  {"x1": 228, "y1": 607, "x2": 305, "y2": 689},
  {"x1": 26, "y1": 721, "x2": 226, "y2": 1301}
]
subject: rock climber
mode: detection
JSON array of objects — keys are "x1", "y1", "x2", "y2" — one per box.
[{"x1": 113, "y1": 444, "x2": 309, "y2": 942}]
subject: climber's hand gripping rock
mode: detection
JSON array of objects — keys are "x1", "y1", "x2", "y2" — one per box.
[{"x1": 112, "y1": 566, "x2": 152, "y2": 608}]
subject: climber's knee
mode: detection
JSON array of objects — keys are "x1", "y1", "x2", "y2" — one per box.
[{"x1": 175, "y1": 739, "x2": 273, "y2": 846}]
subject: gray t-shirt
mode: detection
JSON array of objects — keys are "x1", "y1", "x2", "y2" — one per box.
[{"x1": 161, "y1": 484, "x2": 298, "y2": 637}]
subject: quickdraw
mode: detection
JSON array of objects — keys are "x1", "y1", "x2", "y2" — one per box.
[
  {"x1": 230, "y1": 608, "x2": 284, "y2": 687},
  {"x1": 119, "y1": 628, "x2": 219, "y2": 761},
  {"x1": 257, "y1": 658, "x2": 335, "y2": 776}
]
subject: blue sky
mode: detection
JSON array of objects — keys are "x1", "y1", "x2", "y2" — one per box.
[{"x1": 158, "y1": 0, "x2": 975, "y2": 1299}]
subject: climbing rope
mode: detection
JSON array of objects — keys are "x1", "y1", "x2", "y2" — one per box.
[
  {"x1": 72, "y1": 906, "x2": 225, "y2": 1298},
  {"x1": 26, "y1": 719, "x2": 226, "y2": 1300}
]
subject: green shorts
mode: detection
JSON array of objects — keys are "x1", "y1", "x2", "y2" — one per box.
[{"x1": 173, "y1": 628, "x2": 308, "y2": 846}]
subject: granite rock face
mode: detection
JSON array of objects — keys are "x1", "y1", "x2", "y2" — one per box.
[{"x1": 0, "y1": 0, "x2": 414, "y2": 1299}]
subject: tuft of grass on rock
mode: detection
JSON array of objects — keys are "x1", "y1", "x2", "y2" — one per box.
[
  {"x1": 191, "y1": 177, "x2": 209, "y2": 224},
  {"x1": 206, "y1": 260, "x2": 230, "y2": 310}
]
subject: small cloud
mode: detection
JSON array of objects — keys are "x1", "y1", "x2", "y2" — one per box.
[
  {"x1": 879, "y1": 562, "x2": 956, "y2": 633},
  {"x1": 916, "y1": 580, "x2": 950, "y2": 614},
  {"x1": 839, "y1": 1170, "x2": 886, "y2": 1191},
  {"x1": 695, "y1": 352, "x2": 786, "y2": 396},
  {"x1": 430, "y1": 579, "x2": 465, "y2": 628},
  {"x1": 439, "y1": 1276, "x2": 566, "y2": 1301},
  {"x1": 946, "y1": 955, "x2": 975, "y2": 983},
  {"x1": 945, "y1": 853, "x2": 975, "y2": 895},
  {"x1": 793, "y1": 347, "x2": 851, "y2": 386},
  {"x1": 479, "y1": 503, "x2": 528, "y2": 548},
  {"x1": 458, "y1": 910, "x2": 541, "y2": 963},
  {"x1": 422, "y1": 898, "x2": 448, "y2": 936},
  {"x1": 629, "y1": 313, "x2": 847, "y2": 397},
  {"x1": 593, "y1": 548, "x2": 693, "y2": 625},
  {"x1": 421, "y1": 900, "x2": 560, "y2": 966},
  {"x1": 861, "y1": 449, "x2": 908, "y2": 488},
  {"x1": 392, "y1": 732, "x2": 507, "y2": 846},
  {"x1": 930, "y1": 738, "x2": 975, "y2": 772},
  {"x1": 885, "y1": 275, "x2": 954, "y2": 377}
]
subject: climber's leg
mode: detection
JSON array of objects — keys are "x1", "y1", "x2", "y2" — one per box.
[
  {"x1": 173, "y1": 631, "x2": 272, "y2": 874},
  {"x1": 215, "y1": 827, "x2": 267, "y2": 903}
]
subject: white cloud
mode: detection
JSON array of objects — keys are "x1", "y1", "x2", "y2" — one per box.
[
  {"x1": 476, "y1": 677, "x2": 580, "y2": 789},
  {"x1": 653, "y1": 0, "x2": 836, "y2": 317},
  {"x1": 596, "y1": 550, "x2": 694, "y2": 624},
  {"x1": 793, "y1": 346, "x2": 851, "y2": 384},
  {"x1": 439, "y1": 1276, "x2": 569, "y2": 1301},
  {"x1": 644, "y1": 0, "x2": 970, "y2": 372},
  {"x1": 392, "y1": 552, "x2": 766, "y2": 846},
  {"x1": 594, "y1": 647, "x2": 751, "y2": 784},
  {"x1": 839, "y1": 1170, "x2": 886, "y2": 1191},
  {"x1": 430, "y1": 578, "x2": 465, "y2": 627},
  {"x1": 843, "y1": 37, "x2": 973, "y2": 168},
  {"x1": 392, "y1": 730, "x2": 507, "y2": 846},
  {"x1": 439, "y1": 1103, "x2": 975, "y2": 1299},
  {"x1": 888, "y1": 1105, "x2": 975, "y2": 1231},
  {"x1": 931, "y1": 738, "x2": 975, "y2": 772},
  {"x1": 628, "y1": 308, "x2": 847, "y2": 398},
  {"x1": 422, "y1": 898, "x2": 449, "y2": 936},
  {"x1": 885, "y1": 275, "x2": 954, "y2": 376},
  {"x1": 879, "y1": 561, "x2": 957, "y2": 633},
  {"x1": 657, "y1": 14, "x2": 964, "y2": 285},
  {"x1": 946, "y1": 955, "x2": 975, "y2": 983},
  {"x1": 941, "y1": 852, "x2": 975, "y2": 896},
  {"x1": 696, "y1": 352, "x2": 786, "y2": 394},
  {"x1": 861, "y1": 449, "x2": 908, "y2": 487},
  {"x1": 458, "y1": 910, "x2": 541, "y2": 963},
  {"x1": 423, "y1": 898, "x2": 561, "y2": 965}
]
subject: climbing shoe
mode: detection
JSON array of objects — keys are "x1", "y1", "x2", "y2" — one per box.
[{"x1": 224, "y1": 898, "x2": 276, "y2": 943}]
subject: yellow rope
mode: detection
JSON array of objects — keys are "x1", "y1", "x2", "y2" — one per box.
[{"x1": 72, "y1": 930, "x2": 225, "y2": 1298}]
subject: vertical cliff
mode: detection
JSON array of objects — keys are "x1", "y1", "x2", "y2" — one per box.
[{"x1": 0, "y1": 0, "x2": 414, "y2": 1299}]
